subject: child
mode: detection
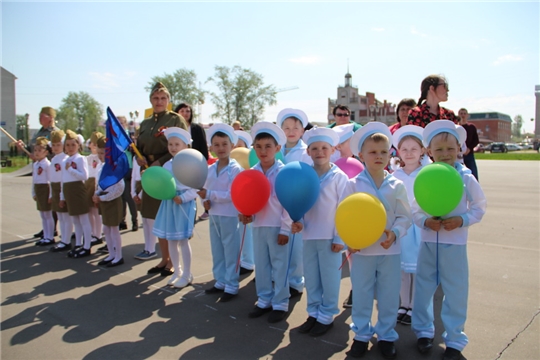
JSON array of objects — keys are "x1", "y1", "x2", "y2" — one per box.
[
  {"x1": 154, "y1": 127, "x2": 198, "y2": 288},
  {"x1": 241, "y1": 121, "x2": 292, "y2": 323},
  {"x1": 293, "y1": 127, "x2": 349, "y2": 337},
  {"x1": 60, "y1": 130, "x2": 93, "y2": 258},
  {"x1": 332, "y1": 123, "x2": 356, "y2": 161},
  {"x1": 234, "y1": 130, "x2": 255, "y2": 275},
  {"x1": 276, "y1": 108, "x2": 309, "y2": 297},
  {"x1": 391, "y1": 125, "x2": 429, "y2": 326},
  {"x1": 86, "y1": 132, "x2": 104, "y2": 246},
  {"x1": 49, "y1": 130, "x2": 74, "y2": 252},
  {"x1": 412, "y1": 120, "x2": 486, "y2": 360},
  {"x1": 344, "y1": 122, "x2": 412, "y2": 359},
  {"x1": 198, "y1": 124, "x2": 243, "y2": 300},
  {"x1": 132, "y1": 156, "x2": 157, "y2": 260},
  {"x1": 93, "y1": 136, "x2": 125, "y2": 267},
  {"x1": 32, "y1": 137, "x2": 55, "y2": 246}
]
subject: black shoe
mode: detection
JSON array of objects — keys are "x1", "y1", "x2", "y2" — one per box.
[
  {"x1": 248, "y1": 306, "x2": 272, "y2": 318},
  {"x1": 160, "y1": 268, "x2": 174, "y2": 277},
  {"x1": 309, "y1": 321, "x2": 333, "y2": 337},
  {"x1": 443, "y1": 347, "x2": 462, "y2": 360},
  {"x1": 147, "y1": 265, "x2": 166, "y2": 274},
  {"x1": 417, "y1": 337, "x2": 434, "y2": 353},
  {"x1": 205, "y1": 286, "x2": 224, "y2": 294},
  {"x1": 90, "y1": 236, "x2": 103, "y2": 246},
  {"x1": 267, "y1": 310, "x2": 287, "y2": 323},
  {"x1": 98, "y1": 258, "x2": 114, "y2": 266},
  {"x1": 239, "y1": 267, "x2": 254, "y2": 275},
  {"x1": 36, "y1": 238, "x2": 55, "y2": 246},
  {"x1": 397, "y1": 306, "x2": 407, "y2": 322},
  {"x1": 50, "y1": 242, "x2": 71, "y2": 252},
  {"x1": 34, "y1": 230, "x2": 44, "y2": 238},
  {"x1": 107, "y1": 258, "x2": 124, "y2": 267},
  {"x1": 219, "y1": 292, "x2": 237, "y2": 302},
  {"x1": 97, "y1": 245, "x2": 109, "y2": 253},
  {"x1": 378, "y1": 341, "x2": 396, "y2": 359},
  {"x1": 343, "y1": 290, "x2": 353, "y2": 308},
  {"x1": 289, "y1": 287, "x2": 302, "y2": 298},
  {"x1": 119, "y1": 221, "x2": 128, "y2": 230},
  {"x1": 298, "y1": 316, "x2": 317, "y2": 334},
  {"x1": 400, "y1": 313, "x2": 411, "y2": 326},
  {"x1": 132, "y1": 221, "x2": 139, "y2": 231},
  {"x1": 67, "y1": 246, "x2": 82, "y2": 258},
  {"x1": 348, "y1": 340, "x2": 368, "y2": 358},
  {"x1": 72, "y1": 247, "x2": 91, "y2": 258}
]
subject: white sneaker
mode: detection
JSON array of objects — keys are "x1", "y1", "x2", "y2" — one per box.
[
  {"x1": 167, "y1": 272, "x2": 182, "y2": 286},
  {"x1": 173, "y1": 274, "x2": 193, "y2": 289}
]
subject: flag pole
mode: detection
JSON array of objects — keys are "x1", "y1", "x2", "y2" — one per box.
[
  {"x1": 0, "y1": 127, "x2": 32, "y2": 156},
  {"x1": 130, "y1": 143, "x2": 148, "y2": 169}
]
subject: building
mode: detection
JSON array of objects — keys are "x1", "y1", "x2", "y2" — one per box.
[
  {"x1": 0, "y1": 67, "x2": 17, "y2": 153},
  {"x1": 328, "y1": 72, "x2": 396, "y2": 126},
  {"x1": 468, "y1": 112, "x2": 512, "y2": 143},
  {"x1": 535, "y1": 85, "x2": 540, "y2": 138}
]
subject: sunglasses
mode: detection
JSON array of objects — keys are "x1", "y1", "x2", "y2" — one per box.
[{"x1": 335, "y1": 113, "x2": 350, "y2": 117}]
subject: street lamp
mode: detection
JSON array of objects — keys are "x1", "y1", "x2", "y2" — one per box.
[{"x1": 369, "y1": 103, "x2": 380, "y2": 122}]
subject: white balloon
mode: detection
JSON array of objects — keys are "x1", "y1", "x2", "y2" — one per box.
[{"x1": 172, "y1": 149, "x2": 208, "y2": 189}]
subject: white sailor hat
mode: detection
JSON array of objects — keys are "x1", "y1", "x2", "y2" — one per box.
[
  {"x1": 392, "y1": 125, "x2": 424, "y2": 149},
  {"x1": 234, "y1": 130, "x2": 252, "y2": 147},
  {"x1": 206, "y1": 123, "x2": 238, "y2": 145},
  {"x1": 251, "y1": 121, "x2": 286, "y2": 146},
  {"x1": 332, "y1": 124, "x2": 354, "y2": 144},
  {"x1": 164, "y1": 127, "x2": 192, "y2": 145},
  {"x1": 423, "y1": 120, "x2": 467, "y2": 147},
  {"x1": 276, "y1": 108, "x2": 308, "y2": 128},
  {"x1": 349, "y1": 122, "x2": 393, "y2": 154},
  {"x1": 303, "y1": 127, "x2": 339, "y2": 147}
]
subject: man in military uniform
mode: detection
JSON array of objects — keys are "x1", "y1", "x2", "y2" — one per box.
[{"x1": 17, "y1": 106, "x2": 60, "y2": 161}]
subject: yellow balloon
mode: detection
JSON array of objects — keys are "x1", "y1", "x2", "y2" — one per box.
[
  {"x1": 230, "y1": 147, "x2": 250, "y2": 170},
  {"x1": 335, "y1": 192, "x2": 387, "y2": 249}
]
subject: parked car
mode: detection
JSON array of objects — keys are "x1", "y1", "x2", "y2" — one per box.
[
  {"x1": 518, "y1": 143, "x2": 533, "y2": 150},
  {"x1": 484, "y1": 143, "x2": 492, "y2": 151},
  {"x1": 505, "y1": 143, "x2": 523, "y2": 151},
  {"x1": 490, "y1": 142, "x2": 507, "y2": 153},
  {"x1": 473, "y1": 144, "x2": 485, "y2": 153}
]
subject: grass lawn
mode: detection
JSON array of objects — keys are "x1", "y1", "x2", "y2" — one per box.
[
  {"x1": 0, "y1": 156, "x2": 32, "y2": 173},
  {"x1": 475, "y1": 152, "x2": 540, "y2": 160}
]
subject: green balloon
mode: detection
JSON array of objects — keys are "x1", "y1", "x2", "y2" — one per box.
[
  {"x1": 141, "y1": 166, "x2": 176, "y2": 200},
  {"x1": 248, "y1": 147, "x2": 284, "y2": 167},
  {"x1": 413, "y1": 162, "x2": 464, "y2": 217}
]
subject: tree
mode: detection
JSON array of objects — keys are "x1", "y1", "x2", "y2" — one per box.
[
  {"x1": 56, "y1": 92, "x2": 104, "y2": 139},
  {"x1": 512, "y1": 115, "x2": 523, "y2": 138},
  {"x1": 146, "y1": 68, "x2": 206, "y2": 113},
  {"x1": 16, "y1": 114, "x2": 29, "y2": 144},
  {"x1": 207, "y1": 65, "x2": 277, "y2": 128}
]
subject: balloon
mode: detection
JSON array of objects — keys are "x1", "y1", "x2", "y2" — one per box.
[
  {"x1": 275, "y1": 161, "x2": 319, "y2": 221},
  {"x1": 335, "y1": 193, "x2": 387, "y2": 249},
  {"x1": 413, "y1": 162, "x2": 464, "y2": 217},
  {"x1": 231, "y1": 170, "x2": 271, "y2": 215},
  {"x1": 334, "y1": 157, "x2": 364, "y2": 179},
  {"x1": 248, "y1": 147, "x2": 284, "y2": 167},
  {"x1": 141, "y1": 166, "x2": 176, "y2": 200},
  {"x1": 230, "y1": 148, "x2": 250, "y2": 170},
  {"x1": 172, "y1": 148, "x2": 208, "y2": 189}
]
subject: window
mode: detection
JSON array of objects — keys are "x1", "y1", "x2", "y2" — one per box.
[{"x1": 351, "y1": 111, "x2": 355, "y2": 121}]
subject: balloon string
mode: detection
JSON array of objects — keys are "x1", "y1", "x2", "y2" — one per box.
[
  {"x1": 339, "y1": 250, "x2": 352, "y2": 270},
  {"x1": 436, "y1": 231, "x2": 440, "y2": 286},
  {"x1": 235, "y1": 224, "x2": 247, "y2": 273},
  {"x1": 284, "y1": 233, "x2": 295, "y2": 288},
  {"x1": 209, "y1": 212, "x2": 220, "y2": 238}
]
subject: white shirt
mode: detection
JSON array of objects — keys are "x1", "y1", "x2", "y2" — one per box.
[
  {"x1": 164, "y1": 159, "x2": 198, "y2": 203},
  {"x1": 302, "y1": 164, "x2": 349, "y2": 244},
  {"x1": 32, "y1": 158, "x2": 51, "y2": 197},
  {"x1": 60, "y1": 153, "x2": 89, "y2": 200},
  {"x1": 282, "y1": 139, "x2": 312, "y2": 165},
  {"x1": 391, "y1": 166, "x2": 423, "y2": 206},
  {"x1": 412, "y1": 162, "x2": 486, "y2": 245},
  {"x1": 87, "y1": 153, "x2": 102, "y2": 178},
  {"x1": 131, "y1": 156, "x2": 142, "y2": 198},
  {"x1": 95, "y1": 166, "x2": 125, "y2": 202},
  {"x1": 49, "y1": 153, "x2": 68, "y2": 183},
  {"x1": 202, "y1": 158, "x2": 243, "y2": 217},
  {"x1": 252, "y1": 160, "x2": 292, "y2": 235},
  {"x1": 344, "y1": 170, "x2": 412, "y2": 256}
]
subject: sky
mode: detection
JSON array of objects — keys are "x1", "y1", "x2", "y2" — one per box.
[{"x1": 2, "y1": 1, "x2": 539, "y2": 133}]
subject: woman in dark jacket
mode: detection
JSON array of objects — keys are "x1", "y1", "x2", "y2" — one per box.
[{"x1": 174, "y1": 103, "x2": 208, "y2": 160}]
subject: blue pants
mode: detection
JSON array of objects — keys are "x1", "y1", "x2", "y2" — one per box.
[
  {"x1": 463, "y1": 152, "x2": 478, "y2": 181},
  {"x1": 253, "y1": 226, "x2": 290, "y2": 311},
  {"x1": 209, "y1": 215, "x2": 241, "y2": 294},
  {"x1": 303, "y1": 240, "x2": 341, "y2": 325},
  {"x1": 240, "y1": 223, "x2": 254, "y2": 270},
  {"x1": 288, "y1": 232, "x2": 305, "y2": 292},
  {"x1": 350, "y1": 254, "x2": 401, "y2": 342},
  {"x1": 412, "y1": 242, "x2": 469, "y2": 351}
]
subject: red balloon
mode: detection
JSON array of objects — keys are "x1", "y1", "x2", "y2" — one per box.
[{"x1": 231, "y1": 170, "x2": 271, "y2": 215}]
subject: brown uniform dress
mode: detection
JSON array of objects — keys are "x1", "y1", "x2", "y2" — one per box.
[
  {"x1": 137, "y1": 111, "x2": 187, "y2": 219},
  {"x1": 99, "y1": 197, "x2": 123, "y2": 227},
  {"x1": 34, "y1": 184, "x2": 51, "y2": 211},
  {"x1": 51, "y1": 182, "x2": 68, "y2": 213},
  {"x1": 63, "y1": 181, "x2": 89, "y2": 216},
  {"x1": 85, "y1": 177, "x2": 97, "y2": 208}
]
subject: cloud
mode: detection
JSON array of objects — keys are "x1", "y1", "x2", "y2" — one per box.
[
  {"x1": 371, "y1": 27, "x2": 385, "y2": 32},
  {"x1": 89, "y1": 72, "x2": 120, "y2": 89},
  {"x1": 410, "y1": 26, "x2": 427, "y2": 38},
  {"x1": 288, "y1": 56, "x2": 321, "y2": 65},
  {"x1": 492, "y1": 54, "x2": 523, "y2": 66}
]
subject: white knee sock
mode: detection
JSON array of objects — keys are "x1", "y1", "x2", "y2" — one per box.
[
  {"x1": 400, "y1": 271, "x2": 413, "y2": 309},
  {"x1": 58, "y1": 212, "x2": 73, "y2": 244},
  {"x1": 102, "y1": 226, "x2": 115, "y2": 261},
  {"x1": 40, "y1": 211, "x2": 54, "y2": 240},
  {"x1": 72, "y1": 216, "x2": 83, "y2": 246},
  {"x1": 143, "y1": 218, "x2": 157, "y2": 252},
  {"x1": 179, "y1": 240, "x2": 192, "y2": 279},
  {"x1": 77, "y1": 213, "x2": 93, "y2": 249},
  {"x1": 111, "y1": 226, "x2": 122, "y2": 261},
  {"x1": 168, "y1": 241, "x2": 182, "y2": 275},
  {"x1": 89, "y1": 207, "x2": 102, "y2": 238}
]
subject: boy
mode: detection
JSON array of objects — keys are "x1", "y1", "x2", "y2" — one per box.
[
  {"x1": 345, "y1": 122, "x2": 412, "y2": 359},
  {"x1": 293, "y1": 127, "x2": 349, "y2": 337},
  {"x1": 241, "y1": 121, "x2": 292, "y2": 323},
  {"x1": 198, "y1": 124, "x2": 243, "y2": 302},
  {"x1": 412, "y1": 120, "x2": 486, "y2": 360}
]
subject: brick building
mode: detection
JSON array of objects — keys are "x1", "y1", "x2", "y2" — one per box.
[
  {"x1": 327, "y1": 72, "x2": 396, "y2": 126},
  {"x1": 468, "y1": 112, "x2": 512, "y2": 143}
]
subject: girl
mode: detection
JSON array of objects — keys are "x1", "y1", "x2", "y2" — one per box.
[
  {"x1": 93, "y1": 136, "x2": 125, "y2": 267},
  {"x1": 49, "y1": 130, "x2": 74, "y2": 252},
  {"x1": 153, "y1": 127, "x2": 197, "y2": 288},
  {"x1": 60, "y1": 130, "x2": 93, "y2": 258},
  {"x1": 32, "y1": 137, "x2": 55, "y2": 246},
  {"x1": 87, "y1": 132, "x2": 104, "y2": 246},
  {"x1": 391, "y1": 125, "x2": 430, "y2": 326},
  {"x1": 132, "y1": 155, "x2": 157, "y2": 260}
]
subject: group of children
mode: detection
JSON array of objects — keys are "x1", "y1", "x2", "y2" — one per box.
[{"x1": 30, "y1": 107, "x2": 486, "y2": 360}]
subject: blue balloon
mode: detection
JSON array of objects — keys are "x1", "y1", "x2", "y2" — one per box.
[{"x1": 275, "y1": 161, "x2": 320, "y2": 221}]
